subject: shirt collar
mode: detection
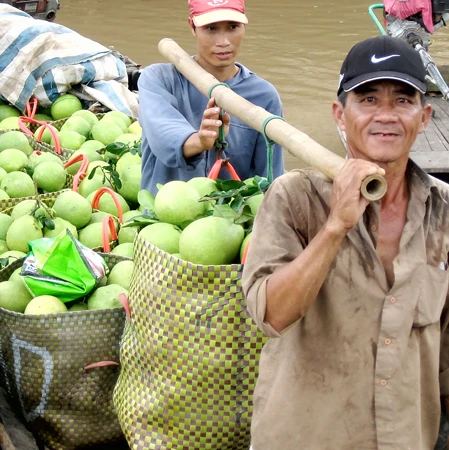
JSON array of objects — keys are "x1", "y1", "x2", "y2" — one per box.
[{"x1": 407, "y1": 159, "x2": 447, "y2": 205}]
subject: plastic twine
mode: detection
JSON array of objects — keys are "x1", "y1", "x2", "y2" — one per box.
[{"x1": 261, "y1": 115, "x2": 284, "y2": 183}]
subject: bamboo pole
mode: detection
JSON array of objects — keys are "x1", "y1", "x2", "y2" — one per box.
[{"x1": 158, "y1": 38, "x2": 387, "y2": 201}]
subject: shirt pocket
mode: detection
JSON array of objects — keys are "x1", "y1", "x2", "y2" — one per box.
[{"x1": 413, "y1": 264, "x2": 449, "y2": 327}]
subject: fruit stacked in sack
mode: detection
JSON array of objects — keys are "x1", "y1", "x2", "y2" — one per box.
[
  {"x1": 125, "y1": 175, "x2": 267, "y2": 266},
  {"x1": 0, "y1": 225, "x2": 134, "y2": 315}
]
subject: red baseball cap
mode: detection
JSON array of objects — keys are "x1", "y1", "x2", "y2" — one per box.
[{"x1": 188, "y1": 0, "x2": 248, "y2": 27}]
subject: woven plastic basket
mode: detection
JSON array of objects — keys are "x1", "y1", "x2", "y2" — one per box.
[
  {"x1": 113, "y1": 232, "x2": 266, "y2": 450},
  {"x1": 0, "y1": 253, "x2": 130, "y2": 450}
]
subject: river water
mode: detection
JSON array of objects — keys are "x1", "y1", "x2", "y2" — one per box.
[{"x1": 56, "y1": 0, "x2": 449, "y2": 171}]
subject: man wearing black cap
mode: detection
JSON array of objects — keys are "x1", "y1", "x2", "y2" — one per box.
[{"x1": 243, "y1": 35, "x2": 449, "y2": 449}]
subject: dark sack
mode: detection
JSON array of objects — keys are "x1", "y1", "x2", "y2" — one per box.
[{"x1": 113, "y1": 232, "x2": 267, "y2": 450}]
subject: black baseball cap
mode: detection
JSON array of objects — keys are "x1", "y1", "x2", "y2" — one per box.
[{"x1": 337, "y1": 35, "x2": 427, "y2": 96}]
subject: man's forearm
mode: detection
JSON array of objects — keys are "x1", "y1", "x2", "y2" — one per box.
[
  {"x1": 183, "y1": 133, "x2": 208, "y2": 159},
  {"x1": 265, "y1": 221, "x2": 347, "y2": 333}
]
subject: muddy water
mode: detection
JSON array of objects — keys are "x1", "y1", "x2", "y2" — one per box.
[{"x1": 56, "y1": 0, "x2": 449, "y2": 171}]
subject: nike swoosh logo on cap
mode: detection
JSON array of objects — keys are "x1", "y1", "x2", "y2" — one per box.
[{"x1": 371, "y1": 54, "x2": 400, "y2": 63}]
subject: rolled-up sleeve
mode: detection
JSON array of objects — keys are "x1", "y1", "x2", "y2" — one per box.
[{"x1": 242, "y1": 173, "x2": 308, "y2": 337}]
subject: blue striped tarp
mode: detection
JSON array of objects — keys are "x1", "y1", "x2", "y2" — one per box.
[{"x1": 0, "y1": 5, "x2": 138, "y2": 117}]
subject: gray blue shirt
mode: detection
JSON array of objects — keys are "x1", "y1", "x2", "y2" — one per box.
[{"x1": 138, "y1": 61, "x2": 284, "y2": 195}]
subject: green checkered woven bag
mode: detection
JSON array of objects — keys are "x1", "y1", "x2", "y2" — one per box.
[
  {"x1": 0, "y1": 253, "x2": 130, "y2": 450},
  {"x1": 113, "y1": 232, "x2": 267, "y2": 450}
]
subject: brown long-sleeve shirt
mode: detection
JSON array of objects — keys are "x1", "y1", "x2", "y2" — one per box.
[{"x1": 243, "y1": 162, "x2": 449, "y2": 450}]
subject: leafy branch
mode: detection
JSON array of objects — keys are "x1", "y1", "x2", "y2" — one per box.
[{"x1": 88, "y1": 139, "x2": 142, "y2": 191}]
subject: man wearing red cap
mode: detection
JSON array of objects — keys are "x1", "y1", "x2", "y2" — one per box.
[
  {"x1": 243, "y1": 35, "x2": 449, "y2": 449},
  {"x1": 138, "y1": 0, "x2": 284, "y2": 196}
]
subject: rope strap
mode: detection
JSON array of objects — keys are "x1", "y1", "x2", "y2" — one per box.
[
  {"x1": 207, "y1": 83, "x2": 230, "y2": 153},
  {"x1": 207, "y1": 82, "x2": 229, "y2": 99},
  {"x1": 261, "y1": 115, "x2": 284, "y2": 183}
]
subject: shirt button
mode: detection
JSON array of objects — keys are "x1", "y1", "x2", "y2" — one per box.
[
  {"x1": 385, "y1": 339, "x2": 391, "y2": 345},
  {"x1": 371, "y1": 224, "x2": 377, "y2": 232},
  {"x1": 380, "y1": 380, "x2": 387, "y2": 386},
  {"x1": 390, "y1": 297, "x2": 397, "y2": 304}
]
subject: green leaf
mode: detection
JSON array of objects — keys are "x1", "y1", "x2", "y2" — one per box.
[
  {"x1": 137, "y1": 189, "x2": 155, "y2": 209},
  {"x1": 44, "y1": 218, "x2": 55, "y2": 230},
  {"x1": 230, "y1": 195, "x2": 244, "y2": 211},
  {"x1": 105, "y1": 142, "x2": 127, "y2": 154},
  {"x1": 212, "y1": 204, "x2": 238, "y2": 220}
]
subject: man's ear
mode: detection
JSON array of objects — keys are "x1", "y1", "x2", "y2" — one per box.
[
  {"x1": 332, "y1": 100, "x2": 345, "y2": 132},
  {"x1": 188, "y1": 18, "x2": 196, "y2": 36},
  {"x1": 418, "y1": 103, "x2": 432, "y2": 134}
]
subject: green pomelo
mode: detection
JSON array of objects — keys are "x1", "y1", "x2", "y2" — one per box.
[
  {"x1": 33, "y1": 113, "x2": 53, "y2": 122},
  {"x1": 51, "y1": 130, "x2": 86, "y2": 151},
  {"x1": 97, "y1": 276, "x2": 108, "y2": 287},
  {"x1": 86, "y1": 189, "x2": 130, "y2": 217},
  {"x1": 65, "y1": 148, "x2": 104, "y2": 176},
  {"x1": 60, "y1": 116, "x2": 92, "y2": 139},
  {"x1": 116, "y1": 152, "x2": 141, "y2": 174},
  {"x1": 0, "y1": 280, "x2": 33, "y2": 312},
  {"x1": 91, "y1": 121, "x2": 123, "y2": 146},
  {"x1": 78, "y1": 222, "x2": 114, "y2": 249},
  {"x1": 114, "y1": 133, "x2": 140, "y2": 147},
  {"x1": 6, "y1": 214, "x2": 43, "y2": 253},
  {"x1": 0, "y1": 250, "x2": 26, "y2": 266},
  {"x1": 86, "y1": 160, "x2": 109, "y2": 175},
  {"x1": 29, "y1": 152, "x2": 63, "y2": 168},
  {"x1": 8, "y1": 266, "x2": 22, "y2": 283},
  {"x1": 78, "y1": 174, "x2": 111, "y2": 198},
  {"x1": 0, "y1": 148, "x2": 28, "y2": 172},
  {"x1": 87, "y1": 211, "x2": 119, "y2": 230},
  {"x1": 0, "y1": 189, "x2": 9, "y2": 200},
  {"x1": 154, "y1": 181, "x2": 206, "y2": 226},
  {"x1": 187, "y1": 177, "x2": 217, "y2": 197},
  {"x1": 127, "y1": 121, "x2": 142, "y2": 135},
  {"x1": 102, "y1": 111, "x2": 132, "y2": 128},
  {"x1": 111, "y1": 242, "x2": 133, "y2": 258},
  {"x1": 33, "y1": 125, "x2": 53, "y2": 144},
  {"x1": 107, "y1": 260, "x2": 134, "y2": 290},
  {"x1": 122, "y1": 210, "x2": 141, "y2": 222},
  {"x1": 72, "y1": 109, "x2": 99, "y2": 127},
  {"x1": 24, "y1": 295, "x2": 68, "y2": 315},
  {"x1": 52, "y1": 191, "x2": 92, "y2": 229},
  {"x1": 118, "y1": 224, "x2": 137, "y2": 244},
  {"x1": 11, "y1": 199, "x2": 39, "y2": 220},
  {"x1": 179, "y1": 216, "x2": 244, "y2": 265},
  {"x1": 68, "y1": 302, "x2": 88, "y2": 311},
  {"x1": 0, "y1": 240, "x2": 8, "y2": 255},
  {"x1": 240, "y1": 232, "x2": 252, "y2": 263},
  {"x1": 0, "y1": 212, "x2": 14, "y2": 240},
  {"x1": 79, "y1": 139, "x2": 105, "y2": 152},
  {"x1": 139, "y1": 222, "x2": 181, "y2": 254},
  {"x1": 117, "y1": 164, "x2": 141, "y2": 204},
  {"x1": 0, "y1": 105, "x2": 20, "y2": 122},
  {"x1": 44, "y1": 217, "x2": 78, "y2": 239},
  {"x1": 117, "y1": 211, "x2": 141, "y2": 243},
  {"x1": 101, "y1": 117, "x2": 128, "y2": 134},
  {"x1": 246, "y1": 194, "x2": 264, "y2": 216},
  {"x1": 87, "y1": 284, "x2": 128, "y2": 310},
  {"x1": 0, "y1": 131, "x2": 33, "y2": 156},
  {"x1": 51, "y1": 94, "x2": 83, "y2": 120},
  {"x1": 187, "y1": 176, "x2": 218, "y2": 210},
  {"x1": 33, "y1": 161, "x2": 67, "y2": 192},
  {"x1": 0, "y1": 117, "x2": 20, "y2": 130},
  {"x1": 0, "y1": 168, "x2": 7, "y2": 184},
  {"x1": 0, "y1": 171, "x2": 35, "y2": 198}
]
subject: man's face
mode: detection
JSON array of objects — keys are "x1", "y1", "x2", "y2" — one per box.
[
  {"x1": 333, "y1": 80, "x2": 432, "y2": 167},
  {"x1": 190, "y1": 20, "x2": 245, "y2": 72}
]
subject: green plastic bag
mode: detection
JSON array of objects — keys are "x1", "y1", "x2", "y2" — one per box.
[{"x1": 21, "y1": 229, "x2": 108, "y2": 302}]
